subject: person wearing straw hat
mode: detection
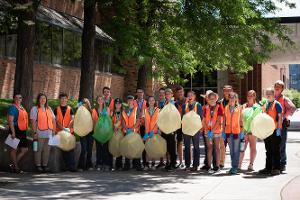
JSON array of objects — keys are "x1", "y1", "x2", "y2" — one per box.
[
  {"x1": 202, "y1": 91, "x2": 223, "y2": 173},
  {"x1": 274, "y1": 80, "x2": 296, "y2": 172}
]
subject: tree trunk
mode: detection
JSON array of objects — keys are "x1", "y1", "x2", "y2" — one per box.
[
  {"x1": 79, "y1": 0, "x2": 96, "y2": 103},
  {"x1": 137, "y1": 64, "x2": 147, "y2": 91},
  {"x1": 14, "y1": 1, "x2": 37, "y2": 111}
]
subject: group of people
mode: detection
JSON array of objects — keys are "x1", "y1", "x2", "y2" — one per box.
[{"x1": 7, "y1": 80, "x2": 296, "y2": 176}]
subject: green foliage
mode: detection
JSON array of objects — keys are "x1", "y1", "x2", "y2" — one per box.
[
  {"x1": 98, "y1": 0, "x2": 295, "y2": 83},
  {"x1": 283, "y1": 89, "x2": 300, "y2": 108}
]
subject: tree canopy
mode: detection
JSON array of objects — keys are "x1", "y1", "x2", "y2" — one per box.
[{"x1": 98, "y1": 0, "x2": 295, "y2": 84}]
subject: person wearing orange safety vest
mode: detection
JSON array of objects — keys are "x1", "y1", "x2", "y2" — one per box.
[
  {"x1": 142, "y1": 96, "x2": 160, "y2": 170},
  {"x1": 112, "y1": 98, "x2": 124, "y2": 170},
  {"x1": 259, "y1": 88, "x2": 283, "y2": 176},
  {"x1": 174, "y1": 85, "x2": 187, "y2": 169},
  {"x1": 134, "y1": 88, "x2": 148, "y2": 169},
  {"x1": 202, "y1": 91, "x2": 223, "y2": 173},
  {"x1": 54, "y1": 93, "x2": 76, "y2": 172},
  {"x1": 92, "y1": 96, "x2": 112, "y2": 172},
  {"x1": 30, "y1": 93, "x2": 56, "y2": 173},
  {"x1": 103, "y1": 87, "x2": 115, "y2": 116},
  {"x1": 223, "y1": 92, "x2": 243, "y2": 175},
  {"x1": 182, "y1": 90, "x2": 203, "y2": 171},
  {"x1": 274, "y1": 80, "x2": 296, "y2": 172},
  {"x1": 7, "y1": 94, "x2": 29, "y2": 173},
  {"x1": 122, "y1": 95, "x2": 141, "y2": 171}
]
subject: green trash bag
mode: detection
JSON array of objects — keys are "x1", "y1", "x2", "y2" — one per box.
[
  {"x1": 93, "y1": 114, "x2": 114, "y2": 144},
  {"x1": 243, "y1": 108, "x2": 254, "y2": 133},
  {"x1": 108, "y1": 131, "x2": 124, "y2": 157},
  {"x1": 252, "y1": 105, "x2": 262, "y2": 119}
]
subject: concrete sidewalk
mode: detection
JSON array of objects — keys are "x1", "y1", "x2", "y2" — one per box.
[{"x1": 0, "y1": 131, "x2": 300, "y2": 200}]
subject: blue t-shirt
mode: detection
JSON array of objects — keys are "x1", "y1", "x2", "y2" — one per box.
[
  {"x1": 8, "y1": 105, "x2": 18, "y2": 126},
  {"x1": 266, "y1": 101, "x2": 283, "y2": 114}
]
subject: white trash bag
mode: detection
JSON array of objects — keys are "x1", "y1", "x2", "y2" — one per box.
[
  {"x1": 182, "y1": 111, "x2": 202, "y2": 136},
  {"x1": 145, "y1": 134, "x2": 167, "y2": 159},
  {"x1": 157, "y1": 103, "x2": 181, "y2": 134},
  {"x1": 57, "y1": 130, "x2": 76, "y2": 151},
  {"x1": 74, "y1": 106, "x2": 93, "y2": 137},
  {"x1": 251, "y1": 113, "x2": 275, "y2": 140}
]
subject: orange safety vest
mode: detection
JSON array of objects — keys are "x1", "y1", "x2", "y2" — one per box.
[
  {"x1": 105, "y1": 98, "x2": 114, "y2": 116},
  {"x1": 276, "y1": 95, "x2": 285, "y2": 114},
  {"x1": 56, "y1": 106, "x2": 73, "y2": 133},
  {"x1": 144, "y1": 107, "x2": 160, "y2": 134},
  {"x1": 13, "y1": 104, "x2": 28, "y2": 131},
  {"x1": 92, "y1": 108, "x2": 99, "y2": 123},
  {"x1": 122, "y1": 107, "x2": 138, "y2": 133},
  {"x1": 37, "y1": 106, "x2": 54, "y2": 131},
  {"x1": 263, "y1": 101, "x2": 280, "y2": 129},
  {"x1": 185, "y1": 102, "x2": 199, "y2": 113},
  {"x1": 204, "y1": 104, "x2": 222, "y2": 134},
  {"x1": 176, "y1": 98, "x2": 188, "y2": 116},
  {"x1": 134, "y1": 99, "x2": 147, "y2": 117},
  {"x1": 224, "y1": 105, "x2": 241, "y2": 134}
]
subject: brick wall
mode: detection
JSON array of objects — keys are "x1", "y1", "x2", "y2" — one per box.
[{"x1": 0, "y1": 59, "x2": 124, "y2": 99}]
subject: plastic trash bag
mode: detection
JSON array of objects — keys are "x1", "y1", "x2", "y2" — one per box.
[
  {"x1": 108, "y1": 131, "x2": 124, "y2": 157},
  {"x1": 251, "y1": 113, "x2": 275, "y2": 140},
  {"x1": 157, "y1": 103, "x2": 181, "y2": 134},
  {"x1": 57, "y1": 130, "x2": 76, "y2": 151},
  {"x1": 93, "y1": 114, "x2": 114, "y2": 144},
  {"x1": 243, "y1": 108, "x2": 254, "y2": 133},
  {"x1": 145, "y1": 134, "x2": 167, "y2": 159},
  {"x1": 182, "y1": 111, "x2": 202, "y2": 136},
  {"x1": 74, "y1": 106, "x2": 93, "y2": 137},
  {"x1": 120, "y1": 132, "x2": 145, "y2": 159}
]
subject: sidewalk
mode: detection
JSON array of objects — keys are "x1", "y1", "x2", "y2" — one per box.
[{"x1": 0, "y1": 131, "x2": 300, "y2": 200}]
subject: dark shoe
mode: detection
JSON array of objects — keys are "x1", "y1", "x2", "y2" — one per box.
[
  {"x1": 213, "y1": 166, "x2": 220, "y2": 172},
  {"x1": 165, "y1": 165, "x2": 175, "y2": 172},
  {"x1": 258, "y1": 168, "x2": 271, "y2": 175},
  {"x1": 176, "y1": 162, "x2": 185, "y2": 169},
  {"x1": 200, "y1": 165, "x2": 209, "y2": 171},
  {"x1": 219, "y1": 165, "x2": 224, "y2": 169},
  {"x1": 123, "y1": 166, "x2": 130, "y2": 171},
  {"x1": 9, "y1": 164, "x2": 16, "y2": 173},
  {"x1": 280, "y1": 165, "x2": 286, "y2": 172},
  {"x1": 69, "y1": 168, "x2": 77, "y2": 172},
  {"x1": 229, "y1": 168, "x2": 238, "y2": 175},
  {"x1": 43, "y1": 166, "x2": 50, "y2": 173},
  {"x1": 36, "y1": 166, "x2": 43, "y2": 173},
  {"x1": 136, "y1": 166, "x2": 143, "y2": 171},
  {"x1": 271, "y1": 169, "x2": 281, "y2": 176},
  {"x1": 184, "y1": 167, "x2": 191, "y2": 171},
  {"x1": 156, "y1": 161, "x2": 166, "y2": 169},
  {"x1": 190, "y1": 166, "x2": 198, "y2": 172}
]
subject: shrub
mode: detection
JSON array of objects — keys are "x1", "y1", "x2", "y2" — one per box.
[{"x1": 283, "y1": 89, "x2": 300, "y2": 108}]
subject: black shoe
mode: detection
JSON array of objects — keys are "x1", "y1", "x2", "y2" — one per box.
[
  {"x1": 136, "y1": 166, "x2": 143, "y2": 171},
  {"x1": 280, "y1": 165, "x2": 286, "y2": 172},
  {"x1": 123, "y1": 166, "x2": 130, "y2": 171},
  {"x1": 165, "y1": 165, "x2": 174, "y2": 172},
  {"x1": 156, "y1": 161, "x2": 166, "y2": 169},
  {"x1": 219, "y1": 165, "x2": 224, "y2": 169},
  {"x1": 200, "y1": 165, "x2": 209, "y2": 171},
  {"x1": 69, "y1": 168, "x2": 77, "y2": 172},
  {"x1": 258, "y1": 168, "x2": 271, "y2": 175},
  {"x1": 190, "y1": 166, "x2": 198, "y2": 171},
  {"x1": 184, "y1": 167, "x2": 191, "y2": 171},
  {"x1": 213, "y1": 166, "x2": 220, "y2": 172},
  {"x1": 43, "y1": 166, "x2": 50, "y2": 173},
  {"x1": 271, "y1": 169, "x2": 281, "y2": 176},
  {"x1": 176, "y1": 162, "x2": 185, "y2": 169},
  {"x1": 36, "y1": 166, "x2": 43, "y2": 173}
]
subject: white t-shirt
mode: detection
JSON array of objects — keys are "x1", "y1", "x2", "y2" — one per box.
[{"x1": 30, "y1": 106, "x2": 55, "y2": 138}]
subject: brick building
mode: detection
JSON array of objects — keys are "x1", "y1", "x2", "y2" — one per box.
[{"x1": 0, "y1": 0, "x2": 298, "y2": 103}]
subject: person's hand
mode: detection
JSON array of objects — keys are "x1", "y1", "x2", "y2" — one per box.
[
  {"x1": 33, "y1": 132, "x2": 38, "y2": 140},
  {"x1": 207, "y1": 131, "x2": 214, "y2": 139},
  {"x1": 222, "y1": 131, "x2": 226, "y2": 140},
  {"x1": 149, "y1": 131, "x2": 154, "y2": 138},
  {"x1": 276, "y1": 128, "x2": 281, "y2": 137},
  {"x1": 126, "y1": 128, "x2": 133, "y2": 135},
  {"x1": 11, "y1": 133, "x2": 16, "y2": 139},
  {"x1": 239, "y1": 132, "x2": 245, "y2": 140},
  {"x1": 64, "y1": 128, "x2": 70, "y2": 132},
  {"x1": 143, "y1": 133, "x2": 149, "y2": 141}
]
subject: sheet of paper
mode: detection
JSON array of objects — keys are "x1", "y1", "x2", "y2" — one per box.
[
  {"x1": 5, "y1": 134, "x2": 20, "y2": 149},
  {"x1": 48, "y1": 134, "x2": 60, "y2": 146}
]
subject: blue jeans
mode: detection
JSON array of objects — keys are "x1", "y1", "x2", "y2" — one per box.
[
  {"x1": 227, "y1": 134, "x2": 240, "y2": 169},
  {"x1": 184, "y1": 132, "x2": 200, "y2": 167},
  {"x1": 78, "y1": 132, "x2": 94, "y2": 169},
  {"x1": 280, "y1": 125, "x2": 287, "y2": 167}
]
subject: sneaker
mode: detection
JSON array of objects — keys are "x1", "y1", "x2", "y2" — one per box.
[
  {"x1": 190, "y1": 166, "x2": 198, "y2": 172},
  {"x1": 229, "y1": 168, "x2": 238, "y2": 175},
  {"x1": 213, "y1": 166, "x2": 220, "y2": 172},
  {"x1": 258, "y1": 168, "x2": 271, "y2": 175},
  {"x1": 165, "y1": 165, "x2": 175, "y2": 172},
  {"x1": 123, "y1": 166, "x2": 130, "y2": 171},
  {"x1": 156, "y1": 161, "x2": 166, "y2": 169},
  {"x1": 88, "y1": 167, "x2": 94, "y2": 171},
  {"x1": 219, "y1": 165, "x2": 224, "y2": 169},
  {"x1": 136, "y1": 166, "x2": 143, "y2": 171},
  {"x1": 96, "y1": 165, "x2": 101, "y2": 171},
  {"x1": 43, "y1": 166, "x2": 50, "y2": 173},
  {"x1": 176, "y1": 162, "x2": 185, "y2": 169},
  {"x1": 248, "y1": 164, "x2": 254, "y2": 171},
  {"x1": 36, "y1": 166, "x2": 43, "y2": 173},
  {"x1": 237, "y1": 168, "x2": 242, "y2": 173},
  {"x1": 143, "y1": 165, "x2": 150, "y2": 171},
  {"x1": 208, "y1": 168, "x2": 215, "y2": 174},
  {"x1": 271, "y1": 169, "x2": 281, "y2": 176}
]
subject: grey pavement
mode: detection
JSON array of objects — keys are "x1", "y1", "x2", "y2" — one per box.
[{"x1": 0, "y1": 131, "x2": 300, "y2": 200}]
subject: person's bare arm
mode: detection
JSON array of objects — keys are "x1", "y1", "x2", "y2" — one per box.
[
  {"x1": 278, "y1": 113, "x2": 283, "y2": 129},
  {"x1": 8, "y1": 115, "x2": 15, "y2": 139}
]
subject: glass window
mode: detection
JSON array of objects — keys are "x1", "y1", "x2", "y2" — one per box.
[
  {"x1": 95, "y1": 40, "x2": 112, "y2": 73},
  {"x1": 52, "y1": 26, "x2": 63, "y2": 65},
  {"x1": 0, "y1": 35, "x2": 5, "y2": 57},
  {"x1": 6, "y1": 34, "x2": 17, "y2": 58},
  {"x1": 63, "y1": 29, "x2": 75, "y2": 66},
  {"x1": 73, "y1": 32, "x2": 81, "y2": 67},
  {"x1": 38, "y1": 22, "x2": 52, "y2": 64}
]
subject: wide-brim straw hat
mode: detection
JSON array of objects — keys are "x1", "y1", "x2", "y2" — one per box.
[{"x1": 200, "y1": 90, "x2": 219, "y2": 101}]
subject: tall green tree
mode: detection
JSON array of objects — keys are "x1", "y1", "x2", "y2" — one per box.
[{"x1": 98, "y1": 0, "x2": 295, "y2": 86}]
